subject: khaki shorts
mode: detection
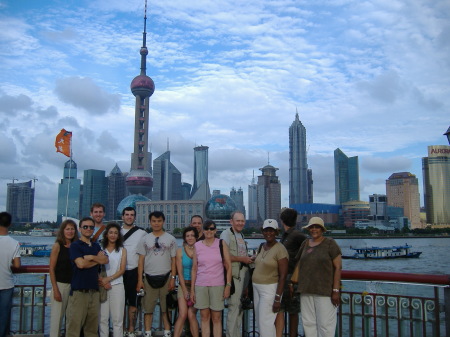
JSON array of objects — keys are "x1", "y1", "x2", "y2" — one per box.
[
  {"x1": 143, "y1": 276, "x2": 170, "y2": 314},
  {"x1": 194, "y1": 285, "x2": 224, "y2": 311}
]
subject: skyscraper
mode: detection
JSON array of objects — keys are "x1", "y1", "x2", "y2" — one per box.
[
  {"x1": 307, "y1": 168, "x2": 313, "y2": 203},
  {"x1": 386, "y1": 172, "x2": 421, "y2": 229},
  {"x1": 57, "y1": 159, "x2": 81, "y2": 224},
  {"x1": 334, "y1": 148, "x2": 360, "y2": 204},
  {"x1": 126, "y1": 5, "x2": 154, "y2": 197},
  {"x1": 422, "y1": 145, "x2": 450, "y2": 226},
  {"x1": 6, "y1": 180, "x2": 35, "y2": 224},
  {"x1": 289, "y1": 112, "x2": 310, "y2": 205},
  {"x1": 191, "y1": 145, "x2": 211, "y2": 201},
  {"x1": 230, "y1": 187, "x2": 246, "y2": 217},
  {"x1": 152, "y1": 151, "x2": 182, "y2": 201},
  {"x1": 107, "y1": 164, "x2": 127, "y2": 220},
  {"x1": 181, "y1": 182, "x2": 192, "y2": 200},
  {"x1": 257, "y1": 164, "x2": 281, "y2": 223},
  {"x1": 248, "y1": 172, "x2": 258, "y2": 221},
  {"x1": 81, "y1": 169, "x2": 108, "y2": 217}
]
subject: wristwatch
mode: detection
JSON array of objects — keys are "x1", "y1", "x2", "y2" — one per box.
[
  {"x1": 171, "y1": 275, "x2": 176, "y2": 279},
  {"x1": 332, "y1": 288, "x2": 340, "y2": 292}
]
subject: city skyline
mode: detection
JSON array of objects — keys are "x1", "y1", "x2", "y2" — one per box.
[{"x1": 0, "y1": 0, "x2": 449, "y2": 221}]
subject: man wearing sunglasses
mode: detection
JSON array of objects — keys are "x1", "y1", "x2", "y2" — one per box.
[
  {"x1": 65, "y1": 217, "x2": 109, "y2": 337},
  {"x1": 136, "y1": 211, "x2": 177, "y2": 337}
]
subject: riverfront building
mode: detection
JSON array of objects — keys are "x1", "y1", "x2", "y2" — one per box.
[
  {"x1": 152, "y1": 151, "x2": 182, "y2": 201},
  {"x1": 191, "y1": 145, "x2": 211, "y2": 201},
  {"x1": 334, "y1": 148, "x2": 360, "y2": 204},
  {"x1": 135, "y1": 199, "x2": 205, "y2": 231},
  {"x1": 7, "y1": 180, "x2": 35, "y2": 224},
  {"x1": 230, "y1": 187, "x2": 246, "y2": 217},
  {"x1": 81, "y1": 169, "x2": 108, "y2": 217},
  {"x1": 386, "y1": 172, "x2": 421, "y2": 229},
  {"x1": 57, "y1": 159, "x2": 81, "y2": 224},
  {"x1": 257, "y1": 164, "x2": 281, "y2": 223},
  {"x1": 422, "y1": 145, "x2": 450, "y2": 226},
  {"x1": 289, "y1": 112, "x2": 311, "y2": 204},
  {"x1": 107, "y1": 164, "x2": 127, "y2": 220}
]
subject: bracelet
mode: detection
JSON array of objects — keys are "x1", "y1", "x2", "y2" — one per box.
[
  {"x1": 275, "y1": 294, "x2": 281, "y2": 298},
  {"x1": 332, "y1": 288, "x2": 340, "y2": 293},
  {"x1": 171, "y1": 275, "x2": 176, "y2": 279},
  {"x1": 274, "y1": 299, "x2": 281, "y2": 303},
  {"x1": 226, "y1": 282, "x2": 232, "y2": 287}
]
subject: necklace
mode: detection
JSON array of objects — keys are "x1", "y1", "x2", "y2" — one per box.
[{"x1": 261, "y1": 243, "x2": 275, "y2": 260}]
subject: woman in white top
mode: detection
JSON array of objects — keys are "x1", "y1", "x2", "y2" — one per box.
[{"x1": 99, "y1": 223, "x2": 127, "y2": 337}]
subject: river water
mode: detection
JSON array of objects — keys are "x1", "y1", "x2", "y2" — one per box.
[{"x1": 14, "y1": 235, "x2": 450, "y2": 275}]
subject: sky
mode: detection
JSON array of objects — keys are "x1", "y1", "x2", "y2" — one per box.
[{"x1": 0, "y1": 0, "x2": 449, "y2": 222}]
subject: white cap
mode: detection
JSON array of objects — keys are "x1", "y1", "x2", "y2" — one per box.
[{"x1": 262, "y1": 219, "x2": 278, "y2": 230}]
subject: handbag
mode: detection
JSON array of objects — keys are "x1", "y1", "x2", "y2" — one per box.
[
  {"x1": 145, "y1": 271, "x2": 171, "y2": 289},
  {"x1": 99, "y1": 265, "x2": 108, "y2": 303}
]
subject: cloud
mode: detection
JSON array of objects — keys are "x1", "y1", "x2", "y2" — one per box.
[
  {"x1": 0, "y1": 93, "x2": 33, "y2": 114},
  {"x1": 97, "y1": 130, "x2": 123, "y2": 153},
  {"x1": 0, "y1": 133, "x2": 18, "y2": 164},
  {"x1": 361, "y1": 156, "x2": 413, "y2": 174},
  {"x1": 54, "y1": 77, "x2": 121, "y2": 115}
]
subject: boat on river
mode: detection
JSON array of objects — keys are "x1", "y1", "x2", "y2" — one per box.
[
  {"x1": 342, "y1": 244, "x2": 422, "y2": 259},
  {"x1": 19, "y1": 243, "x2": 52, "y2": 257}
]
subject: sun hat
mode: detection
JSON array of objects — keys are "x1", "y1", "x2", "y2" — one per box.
[
  {"x1": 304, "y1": 217, "x2": 327, "y2": 232},
  {"x1": 262, "y1": 219, "x2": 279, "y2": 230}
]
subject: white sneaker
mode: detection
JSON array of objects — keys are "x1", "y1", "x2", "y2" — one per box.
[
  {"x1": 123, "y1": 332, "x2": 128, "y2": 337},
  {"x1": 163, "y1": 331, "x2": 172, "y2": 337},
  {"x1": 144, "y1": 332, "x2": 152, "y2": 337},
  {"x1": 128, "y1": 332, "x2": 136, "y2": 337}
]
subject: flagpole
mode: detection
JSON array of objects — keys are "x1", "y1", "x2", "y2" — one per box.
[{"x1": 64, "y1": 148, "x2": 73, "y2": 222}]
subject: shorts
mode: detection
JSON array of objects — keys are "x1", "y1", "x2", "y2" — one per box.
[
  {"x1": 280, "y1": 275, "x2": 300, "y2": 314},
  {"x1": 142, "y1": 275, "x2": 170, "y2": 314},
  {"x1": 194, "y1": 285, "x2": 224, "y2": 311},
  {"x1": 123, "y1": 268, "x2": 139, "y2": 307}
]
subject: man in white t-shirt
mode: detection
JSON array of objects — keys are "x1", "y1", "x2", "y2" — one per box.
[
  {"x1": 220, "y1": 211, "x2": 253, "y2": 337},
  {"x1": 121, "y1": 207, "x2": 147, "y2": 337},
  {"x1": 0, "y1": 211, "x2": 21, "y2": 337},
  {"x1": 137, "y1": 211, "x2": 177, "y2": 337}
]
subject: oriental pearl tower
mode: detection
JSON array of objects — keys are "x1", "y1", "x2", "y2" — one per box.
[{"x1": 126, "y1": 1, "x2": 154, "y2": 197}]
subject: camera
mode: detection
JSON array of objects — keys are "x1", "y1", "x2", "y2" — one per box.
[
  {"x1": 241, "y1": 297, "x2": 253, "y2": 310},
  {"x1": 137, "y1": 288, "x2": 145, "y2": 297}
]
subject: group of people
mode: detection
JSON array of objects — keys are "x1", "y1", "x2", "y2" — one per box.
[{"x1": 0, "y1": 203, "x2": 342, "y2": 337}]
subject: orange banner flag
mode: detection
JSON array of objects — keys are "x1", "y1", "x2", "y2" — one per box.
[{"x1": 55, "y1": 129, "x2": 72, "y2": 157}]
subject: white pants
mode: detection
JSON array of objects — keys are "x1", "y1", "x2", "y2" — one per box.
[
  {"x1": 99, "y1": 283, "x2": 125, "y2": 337},
  {"x1": 50, "y1": 282, "x2": 71, "y2": 337},
  {"x1": 300, "y1": 294, "x2": 337, "y2": 337},
  {"x1": 253, "y1": 282, "x2": 277, "y2": 337},
  {"x1": 226, "y1": 267, "x2": 249, "y2": 337}
]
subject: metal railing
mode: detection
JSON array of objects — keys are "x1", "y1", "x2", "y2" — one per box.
[{"x1": 9, "y1": 266, "x2": 450, "y2": 337}]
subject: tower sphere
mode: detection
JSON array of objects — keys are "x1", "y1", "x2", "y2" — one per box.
[
  {"x1": 131, "y1": 75, "x2": 155, "y2": 98},
  {"x1": 126, "y1": 169, "x2": 153, "y2": 195},
  {"x1": 140, "y1": 47, "x2": 148, "y2": 56},
  {"x1": 205, "y1": 194, "x2": 237, "y2": 220}
]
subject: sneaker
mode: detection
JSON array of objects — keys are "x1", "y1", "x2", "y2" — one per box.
[
  {"x1": 163, "y1": 331, "x2": 172, "y2": 337},
  {"x1": 123, "y1": 332, "x2": 128, "y2": 337},
  {"x1": 128, "y1": 332, "x2": 136, "y2": 337},
  {"x1": 144, "y1": 332, "x2": 152, "y2": 337}
]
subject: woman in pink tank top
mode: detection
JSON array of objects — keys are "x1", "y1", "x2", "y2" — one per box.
[{"x1": 191, "y1": 220, "x2": 232, "y2": 337}]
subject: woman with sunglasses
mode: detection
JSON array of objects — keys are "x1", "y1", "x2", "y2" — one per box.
[
  {"x1": 173, "y1": 226, "x2": 200, "y2": 337},
  {"x1": 49, "y1": 219, "x2": 78, "y2": 337},
  {"x1": 99, "y1": 223, "x2": 127, "y2": 337},
  {"x1": 191, "y1": 220, "x2": 232, "y2": 337},
  {"x1": 291, "y1": 217, "x2": 342, "y2": 337},
  {"x1": 252, "y1": 219, "x2": 288, "y2": 337}
]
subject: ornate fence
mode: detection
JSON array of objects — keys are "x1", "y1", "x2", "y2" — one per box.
[{"x1": 9, "y1": 266, "x2": 450, "y2": 337}]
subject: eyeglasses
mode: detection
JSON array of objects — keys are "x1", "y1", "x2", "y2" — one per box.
[
  {"x1": 155, "y1": 237, "x2": 160, "y2": 249},
  {"x1": 205, "y1": 227, "x2": 216, "y2": 231},
  {"x1": 82, "y1": 225, "x2": 95, "y2": 230}
]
